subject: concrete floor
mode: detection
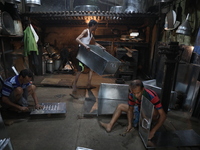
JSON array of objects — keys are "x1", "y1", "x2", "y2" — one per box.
[{"x1": 1, "y1": 73, "x2": 200, "y2": 150}]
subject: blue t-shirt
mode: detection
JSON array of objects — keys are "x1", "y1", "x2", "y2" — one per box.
[{"x1": 1, "y1": 75, "x2": 30, "y2": 97}]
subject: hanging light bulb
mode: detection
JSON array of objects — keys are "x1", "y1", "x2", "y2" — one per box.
[{"x1": 176, "y1": 14, "x2": 192, "y2": 36}]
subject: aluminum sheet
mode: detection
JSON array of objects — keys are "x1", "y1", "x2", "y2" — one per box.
[
  {"x1": 147, "y1": 129, "x2": 200, "y2": 148},
  {"x1": 76, "y1": 45, "x2": 121, "y2": 75},
  {"x1": 139, "y1": 96, "x2": 200, "y2": 148},
  {"x1": 0, "y1": 113, "x2": 8, "y2": 139},
  {"x1": 30, "y1": 102, "x2": 66, "y2": 115},
  {"x1": 139, "y1": 96, "x2": 154, "y2": 146},
  {"x1": 97, "y1": 83, "x2": 129, "y2": 115},
  {"x1": 175, "y1": 63, "x2": 200, "y2": 111},
  {"x1": 76, "y1": 147, "x2": 93, "y2": 150}
]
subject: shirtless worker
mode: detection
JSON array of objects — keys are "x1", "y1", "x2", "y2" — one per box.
[
  {"x1": 72, "y1": 19, "x2": 105, "y2": 93},
  {"x1": 100, "y1": 79, "x2": 166, "y2": 140}
]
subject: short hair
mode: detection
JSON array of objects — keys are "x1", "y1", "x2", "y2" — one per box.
[
  {"x1": 129, "y1": 79, "x2": 144, "y2": 90},
  {"x1": 88, "y1": 20, "x2": 97, "y2": 27},
  {"x1": 19, "y1": 69, "x2": 34, "y2": 79}
]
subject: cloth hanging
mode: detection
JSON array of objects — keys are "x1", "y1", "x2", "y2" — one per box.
[{"x1": 23, "y1": 25, "x2": 39, "y2": 56}]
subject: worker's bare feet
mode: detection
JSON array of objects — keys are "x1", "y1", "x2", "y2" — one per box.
[{"x1": 99, "y1": 121, "x2": 111, "y2": 132}]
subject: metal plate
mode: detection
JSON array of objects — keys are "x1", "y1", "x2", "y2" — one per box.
[
  {"x1": 77, "y1": 45, "x2": 121, "y2": 75},
  {"x1": 0, "y1": 113, "x2": 9, "y2": 139},
  {"x1": 139, "y1": 96, "x2": 200, "y2": 148},
  {"x1": 97, "y1": 83, "x2": 129, "y2": 115},
  {"x1": 30, "y1": 102, "x2": 67, "y2": 115},
  {"x1": 76, "y1": 147, "x2": 93, "y2": 150},
  {"x1": 147, "y1": 129, "x2": 200, "y2": 148},
  {"x1": 139, "y1": 96, "x2": 154, "y2": 146}
]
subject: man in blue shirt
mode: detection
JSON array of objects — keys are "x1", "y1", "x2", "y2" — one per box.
[{"x1": 0, "y1": 69, "x2": 43, "y2": 112}]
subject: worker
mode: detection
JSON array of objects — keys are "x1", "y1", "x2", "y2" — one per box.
[
  {"x1": 99, "y1": 79, "x2": 166, "y2": 140},
  {"x1": 72, "y1": 19, "x2": 105, "y2": 94},
  {"x1": 0, "y1": 69, "x2": 43, "y2": 112}
]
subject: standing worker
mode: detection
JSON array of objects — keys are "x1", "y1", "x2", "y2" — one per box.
[{"x1": 72, "y1": 20, "x2": 105, "y2": 94}]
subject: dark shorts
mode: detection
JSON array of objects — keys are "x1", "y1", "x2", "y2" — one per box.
[{"x1": 1, "y1": 87, "x2": 29, "y2": 108}]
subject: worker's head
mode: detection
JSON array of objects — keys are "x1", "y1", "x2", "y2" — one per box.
[
  {"x1": 129, "y1": 79, "x2": 144, "y2": 100},
  {"x1": 19, "y1": 69, "x2": 34, "y2": 84},
  {"x1": 88, "y1": 20, "x2": 98, "y2": 30}
]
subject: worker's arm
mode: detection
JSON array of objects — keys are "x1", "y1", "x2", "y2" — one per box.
[
  {"x1": 149, "y1": 108, "x2": 166, "y2": 140},
  {"x1": 76, "y1": 29, "x2": 90, "y2": 50},
  {"x1": 1, "y1": 96, "x2": 29, "y2": 112},
  {"x1": 127, "y1": 106, "x2": 134, "y2": 132}
]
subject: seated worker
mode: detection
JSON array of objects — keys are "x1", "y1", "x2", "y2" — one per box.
[
  {"x1": 100, "y1": 79, "x2": 166, "y2": 140},
  {"x1": 0, "y1": 69, "x2": 43, "y2": 112}
]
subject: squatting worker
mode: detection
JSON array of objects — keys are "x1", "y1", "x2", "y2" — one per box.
[
  {"x1": 0, "y1": 69, "x2": 43, "y2": 112},
  {"x1": 100, "y1": 79, "x2": 166, "y2": 140},
  {"x1": 72, "y1": 19, "x2": 105, "y2": 93}
]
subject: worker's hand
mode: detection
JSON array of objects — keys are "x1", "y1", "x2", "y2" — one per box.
[
  {"x1": 148, "y1": 130, "x2": 155, "y2": 140},
  {"x1": 102, "y1": 47, "x2": 106, "y2": 51},
  {"x1": 126, "y1": 124, "x2": 133, "y2": 132},
  {"x1": 35, "y1": 104, "x2": 43, "y2": 110},
  {"x1": 19, "y1": 106, "x2": 29, "y2": 112},
  {"x1": 99, "y1": 46, "x2": 106, "y2": 51},
  {"x1": 85, "y1": 45, "x2": 90, "y2": 51}
]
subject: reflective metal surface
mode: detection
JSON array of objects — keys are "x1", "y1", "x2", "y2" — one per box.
[
  {"x1": 176, "y1": 14, "x2": 192, "y2": 36},
  {"x1": 98, "y1": 83, "x2": 129, "y2": 115},
  {"x1": 148, "y1": 129, "x2": 200, "y2": 148},
  {"x1": 1, "y1": 11, "x2": 15, "y2": 35},
  {"x1": 77, "y1": 45, "x2": 121, "y2": 75},
  {"x1": 74, "y1": 5, "x2": 100, "y2": 11},
  {"x1": 110, "y1": 6, "x2": 123, "y2": 13},
  {"x1": 139, "y1": 96, "x2": 154, "y2": 146},
  {"x1": 0, "y1": 113, "x2": 8, "y2": 139},
  {"x1": 139, "y1": 96, "x2": 200, "y2": 148},
  {"x1": 76, "y1": 147, "x2": 93, "y2": 150},
  {"x1": 143, "y1": 79, "x2": 177, "y2": 109},
  {"x1": 175, "y1": 63, "x2": 200, "y2": 111},
  {"x1": 0, "y1": 113, "x2": 13, "y2": 150},
  {"x1": 25, "y1": 0, "x2": 41, "y2": 7},
  {"x1": 30, "y1": 102, "x2": 66, "y2": 115}
]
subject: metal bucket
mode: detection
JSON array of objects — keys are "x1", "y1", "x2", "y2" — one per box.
[
  {"x1": 42, "y1": 59, "x2": 46, "y2": 75},
  {"x1": 25, "y1": 0, "x2": 41, "y2": 7},
  {"x1": 46, "y1": 59, "x2": 54, "y2": 73},
  {"x1": 13, "y1": 20, "x2": 23, "y2": 36},
  {"x1": 54, "y1": 59, "x2": 61, "y2": 71}
]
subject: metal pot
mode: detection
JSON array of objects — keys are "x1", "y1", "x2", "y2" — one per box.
[
  {"x1": 14, "y1": 20, "x2": 23, "y2": 36},
  {"x1": 54, "y1": 59, "x2": 61, "y2": 71},
  {"x1": 74, "y1": 5, "x2": 100, "y2": 11},
  {"x1": 1, "y1": 11, "x2": 15, "y2": 35},
  {"x1": 46, "y1": 59, "x2": 54, "y2": 73},
  {"x1": 25, "y1": 0, "x2": 41, "y2": 7},
  {"x1": 110, "y1": 6, "x2": 123, "y2": 13}
]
